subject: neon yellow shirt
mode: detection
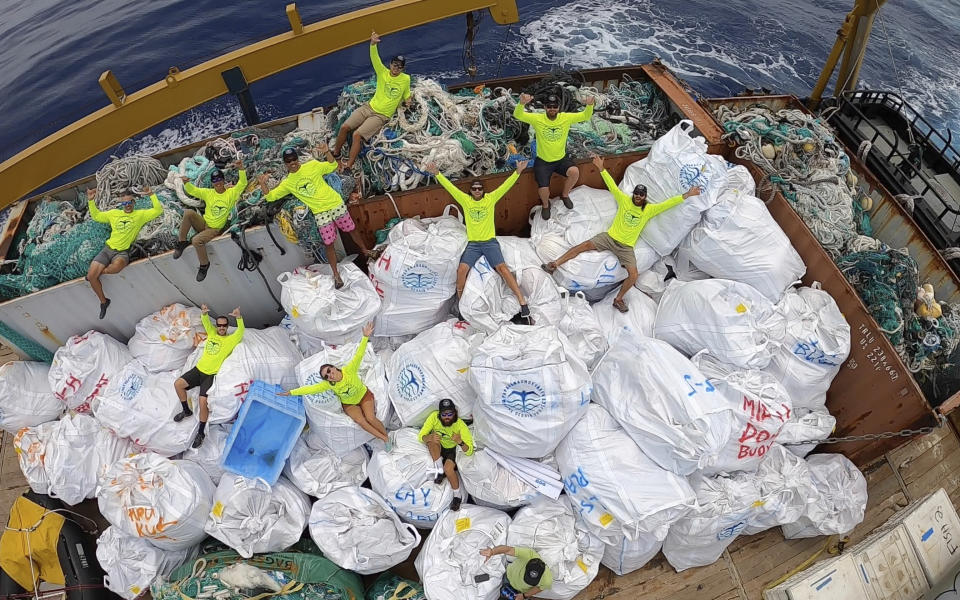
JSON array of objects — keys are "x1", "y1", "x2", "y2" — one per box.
[
  {"x1": 88, "y1": 195, "x2": 163, "y2": 251},
  {"x1": 417, "y1": 411, "x2": 474, "y2": 455},
  {"x1": 513, "y1": 104, "x2": 593, "y2": 162},
  {"x1": 601, "y1": 170, "x2": 684, "y2": 247},
  {"x1": 435, "y1": 171, "x2": 519, "y2": 242},
  {"x1": 197, "y1": 315, "x2": 245, "y2": 375},
  {"x1": 369, "y1": 44, "x2": 411, "y2": 118},
  {"x1": 506, "y1": 547, "x2": 554, "y2": 593},
  {"x1": 184, "y1": 170, "x2": 247, "y2": 229},
  {"x1": 265, "y1": 160, "x2": 343, "y2": 214},
  {"x1": 289, "y1": 336, "x2": 369, "y2": 405}
]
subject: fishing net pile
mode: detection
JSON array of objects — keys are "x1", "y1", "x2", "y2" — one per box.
[{"x1": 716, "y1": 104, "x2": 960, "y2": 394}]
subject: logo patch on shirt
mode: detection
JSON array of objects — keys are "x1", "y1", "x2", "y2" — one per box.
[
  {"x1": 540, "y1": 125, "x2": 564, "y2": 143},
  {"x1": 468, "y1": 206, "x2": 489, "y2": 222},
  {"x1": 205, "y1": 339, "x2": 222, "y2": 356},
  {"x1": 297, "y1": 180, "x2": 314, "y2": 195},
  {"x1": 396, "y1": 363, "x2": 427, "y2": 401},
  {"x1": 114, "y1": 217, "x2": 134, "y2": 231},
  {"x1": 501, "y1": 379, "x2": 546, "y2": 417},
  {"x1": 623, "y1": 211, "x2": 642, "y2": 227}
]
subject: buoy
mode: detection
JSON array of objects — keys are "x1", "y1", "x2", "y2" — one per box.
[
  {"x1": 846, "y1": 172, "x2": 858, "y2": 188},
  {"x1": 761, "y1": 144, "x2": 776, "y2": 160},
  {"x1": 802, "y1": 141, "x2": 816, "y2": 153},
  {"x1": 915, "y1": 283, "x2": 943, "y2": 319},
  {"x1": 860, "y1": 196, "x2": 873, "y2": 211}
]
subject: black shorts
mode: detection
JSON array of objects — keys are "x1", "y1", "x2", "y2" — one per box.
[
  {"x1": 180, "y1": 366, "x2": 215, "y2": 397},
  {"x1": 440, "y1": 445, "x2": 458, "y2": 468},
  {"x1": 533, "y1": 156, "x2": 576, "y2": 188}
]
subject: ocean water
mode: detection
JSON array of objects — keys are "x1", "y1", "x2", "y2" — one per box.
[{"x1": 1, "y1": 0, "x2": 958, "y2": 194}]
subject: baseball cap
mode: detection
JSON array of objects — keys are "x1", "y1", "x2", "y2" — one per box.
[
  {"x1": 544, "y1": 95, "x2": 560, "y2": 108},
  {"x1": 438, "y1": 398, "x2": 456, "y2": 413},
  {"x1": 524, "y1": 559, "x2": 545, "y2": 586},
  {"x1": 210, "y1": 169, "x2": 225, "y2": 182},
  {"x1": 633, "y1": 184, "x2": 647, "y2": 196},
  {"x1": 282, "y1": 148, "x2": 299, "y2": 162},
  {"x1": 391, "y1": 55, "x2": 406, "y2": 67}
]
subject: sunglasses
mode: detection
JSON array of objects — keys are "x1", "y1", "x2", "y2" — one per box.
[
  {"x1": 440, "y1": 411, "x2": 456, "y2": 418},
  {"x1": 470, "y1": 186, "x2": 484, "y2": 191},
  {"x1": 216, "y1": 322, "x2": 228, "y2": 328}
]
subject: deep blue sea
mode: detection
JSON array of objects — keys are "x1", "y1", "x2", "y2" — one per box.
[{"x1": 2, "y1": 0, "x2": 958, "y2": 195}]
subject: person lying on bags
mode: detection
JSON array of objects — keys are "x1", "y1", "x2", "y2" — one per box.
[
  {"x1": 280, "y1": 321, "x2": 389, "y2": 444},
  {"x1": 419, "y1": 398, "x2": 473, "y2": 511},
  {"x1": 479, "y1": 545, "x2": 553, "y2": 600}
]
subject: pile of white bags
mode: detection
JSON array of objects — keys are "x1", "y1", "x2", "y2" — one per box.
[
  {"x1": 654, "y1": 278, "x2": 786, "y2": 369},
  {"x1": 127, "y1": 304, "x2": 204, "y2": 373},
  {"x1": 457, "y1": 448, "x2": 544, "y2": 509},
  {"x1": 94, "y1": 362, "x2": 198, "y2": 456},
  {"x1": 278, "y1": 263, "x2": 381, "y2": 345},
  {"x1": 677, "y1": 187, "x2": 805, "y2": 302},
  {"x1": 592, "y1": 287, "x2": 659, "y2": 343},
  {"x1": 556, "y1": 404, "x2": 695, "y2": 542},
  {"x1": 96, "y1": 526, "x2": 197, "y2": 600},
  {"x1": 283, "y1": 436, "x2": 368, "y2": 498},
  {"x1": 386, "y1": 319, "x2": 482, "y2": 427},
  {"x1": 601, "y1": 531, "x2": 662, "y2": 576},
  {"x1": 592, "y1": 333, "x2": 737, "y2": 475},
  {"x1": 184, "y1": 326, "x2": 302, "y2": 424},
  {"x1": 49, "y1": 331, "x2": 131, "y2": 413},
  {"x1": 766, "y1": 286, "x2": 851, "y2": 409},
  {"x1": 0, "y1": 361, "x2": 62, "y2": 433},
  {"x1": 308, "y1": 486, "x2": 421, "y2": 573},
  {"x1": 368, "y1": 213, "x2": 467, "y2": 336},
  {"x1": 460, "y1": 262, "x2": 564, "y2": 334},
  {"x1": 506, "y1": 496, "x2": 604, "y2": 600},
  {"x1": 555, "y1": 292, "x2": 607, "y2": 369},
  {"x1": 471, "y1": 325, "x2": 591, "y2": 458},
  {"x1": 781, "y1": 453, "x2": 868, "y2": 539},
  {"x1": 296, "y1": 338, "x2": 391, "y2": 453},
  {"x1": 495, "y1": 236, "x2": 544, "y2": 271},
  {"x1": 368, "y1": 428, "x2": 454, "y2": 528},
  {"x1": 744, "y1": 445, "x2": 818, "y2": 534},
  {"x1": 415, "y1": 504, "x2": 511, "y2": 600},
  {"x1": 180, "y1": 423, "x2": 231, "y2": 484},
  {"x1": 204, "y1": 474, "x2": 310, "y2": 558},
  {"x1": 619, "y1": 120, "x2": 728, "y2": 256},
  {"x1": 777, "y1": 407, "x2": 836, "y2": 457},
  {"x1": 98, "y1": 454, "x2": 215, "y2": 550}
]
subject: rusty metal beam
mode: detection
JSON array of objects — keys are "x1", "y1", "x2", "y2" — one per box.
[{"x1": 0, "y1": 0, "x2": 518, "y2": 209}]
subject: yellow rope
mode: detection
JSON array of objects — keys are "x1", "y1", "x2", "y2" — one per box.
[{"x1": 763, "y1": 535, "x2": 849, "y2": 590}]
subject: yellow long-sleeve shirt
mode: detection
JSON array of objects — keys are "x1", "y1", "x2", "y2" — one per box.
[
  {"x1": 601, "y1": 170, "x2": 684, "y2": 247},
  {"x1": 435, "y1": 171, "x2": 520, "y2": 242},
  {"x1": 184, "y1": 170, "x2": 247, "y2": 229},
  {"x1": 196, "y1": 315, "x2": 245, "y2": 375},
  {"x1": 288, "y1": 336, "x2": 370, "y2": 405},
  {"x1": 513, "y1": 103, "x2": 594, "y2": 162},
  {"x1": 264, "y1": 160, "x2": 343, "y2": 214},
  {"x1": 418, "y1": 411, "x2": 474, "y2": 455},
  {"x1": 369, "y1": 44, "x2": 411, "y2": 118},
  {"x1": 88, "y1": 195, "x2": 163, "y2": 251}
]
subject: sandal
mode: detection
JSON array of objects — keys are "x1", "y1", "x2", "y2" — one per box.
[
  {"x1": 541, "y1": 262, "x2": 557, "y2": 274},
  {"x1": 612, "y1": 298, "x2": 629, "y2": 313}
]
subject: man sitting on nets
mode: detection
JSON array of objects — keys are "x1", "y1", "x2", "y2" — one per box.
[
  {"x1": 332, "y1": 30, "x2": 412, "y2": 172},
  {"x1": 258, "y1": 144, "x2": 370, "y2": 288},
  {"x1": 85, "y1": 187, "x2": 163, "y2": 319},
  {"x1": 543, "y1": 155, "x2": 700, "y2": 313},
  {"x1": 280, "y1": 321, "x2": 390, "y2": 445},
  {"x1": 479, "y1": 545, "x2": 554, "y2": 600},
  {"x1": 418, "y1": 398, "x2": 473, "y2": 512},
  {"x1": 513, "y1": 92, "x2": 594, "y2": 220},
  {"x1": 425, "y1": 159, "x2": 533, "y2": 323},
  {"x1": 173, "y1": 305, "x2": 244, "y2": 449},
  {"x1": 174, "y1": 159, "x2": 247, "y2": 282}
]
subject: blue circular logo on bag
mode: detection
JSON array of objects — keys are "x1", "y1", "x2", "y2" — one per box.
[
  {"x1": 121, "y1": 374, "x2": 143, "y2": 402},
  {"x1": 501, "y1": 379, "x2": 546, "y2": 417},
  {"x1": 401, "y1": 262, "x2": 439, "y2": 293},
  {"x1": 717, "y1": 520, "x2": 748, "y2": 540},
  {"x1": 396, "y1": 363, "x2": 426, "y2": 401},
  {"x1": 679, "y1": 161, "x2": 710, "y2": 189}
]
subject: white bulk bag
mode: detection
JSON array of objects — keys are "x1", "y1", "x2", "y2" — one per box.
[
  {"x1": 457, "y1": 448, "x2": 543, "y2": 510},
  {"x1": 49, "y1": 331, "x2": 132, "y2": 413},
  {"x1": 386, "y1": 319, "x2": 481, "y2": 427},
  {"x1": 691, "y1": 352, "x2": 793, "y2": 475},
  {"x1": 619, "y1": 120, "x2": 728, "y2": 255},
  {"x1": 368, "y1": 428, "x2": 454, "y2": 528},
  {"x1": 415, "y1": 504, "x2": 511, "y2": 600},
  {"x1": 496, "y1": 236, "x2": 544, "y2": 271},
  {"x1": 592, "y1": 332, "x2": 738, "y2": 475},
  {"x1": 460, "y1": 261, "x2": 564, "y2": 334},
  {"x1": 662, "y1": 471, "x2": 764, "y2": 572},
  {"x1": 506, "y1": 496, "x2": 604, "y2": 600},
  {"x1": 295, "y1": 338, "x2": 391, "y2": 454},
  {"x1": 180, "y1": 423, "x2": 231, "y2": 484},
  {"x1": 677, "y1": 188, "x2": 805, "y2": 302},
  {"x1": 204, "y1": 474, "x2": 310, "y2": 558},
  {"x1": 96, "y1": 526, "x2": 197, "y2": 600},
  {"x1": 776, "y1": 407, "x2": 836, "y2": 457},
  {"x1": 781, "y1": 453, "x2": 867, "y2": 539},
  {"x1": 127, "y1": 304, "x2": 204, "y2": 373},
  {"x1": 94, "y1": 362, "x2": 198, "y2": 456},
  {"x1": 0, "y1": 362, "x2": 62, "y2": 433},
  {"x1": 654, "y1": 278, "x2": 786, "y2": 369},
  {"x1": 556, "y1": 404, "x2": 695, "y2": 542},
  {"x1": 720, "y1": 164, "x2": 756, "y2": 196},
  {"x1": 309, "y1": 486, "x2": 421, "y2": 574},
  {"x1": 45, "y1": 413, "x2": 134, "y2": 505},
  {"x1": 592, "y1": 287, "x2": 659, "y2": 343},
  {"x1": 471, "y1": 325, "x2": 591, "y2": 458},
  {"x1": 369, "y1": 213, "x2": 468, "y2": 336},
  {"x1": 556, "y1": 292, "x2": 607, "y2": 369},
  {"x1": 98, "y1": 454, "x2": 215, "y2": 551},
  {"x1": 743, "y1": 444, "x2": 818, "y2": 534},
  {"x1": 278, "y1": 263, "x2": 381, "y2": 345},
  {"x1": 601, "y1": 531, "x2": 662, "y2": 576},
  {"x1": 765, "y1": 286, "x2": 850, "y2": 409},
  {"x1": 13, "y1": 422, "x2": 56, "y2": 494},
  {"x1": 283, "y1": 436, "x2": 368, "y2": 498},
  {"x1": 280, "y1": 314, "x2": 326, "y2": 357},
  {"x1": 183, "y1": 327, "x2": 302, "y2": 424}
]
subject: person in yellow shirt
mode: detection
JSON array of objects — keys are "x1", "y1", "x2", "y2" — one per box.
[
  {"x1": 425, "y1": 160, "x2": 533, "y2": 324},
  {"x1": 543, "y1": 155, "x2": 700, "y2": 313},
  {"x1": 333, "y1": 30, "x2": 412, "y2": 171},
  {"x1": 258, "y1": 144, "x2": 371, "y2": 288},
  {"x1": 279, "y1": 322, "x2": 389, "y2": 444},
  {"x1": 418, "y1": 398, "x2": 473, "y2": 512},
  {"x1": 173, "y1": 305, "x2": 244, "y2": 449},
  {"x1": 85, "y1": 187, "x2": 163, "y2": 319},
  {"x1": 174, "y1": 159, "x2": 247, "y2": 282},
  {"x1": 479, "y1": 545, "x2": 553, "y2": 600},
  {"x1": 514, "y1": 93, "x2": 595, "y2": 220}
]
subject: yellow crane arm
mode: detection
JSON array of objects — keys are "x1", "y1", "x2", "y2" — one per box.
[{"x1": 0, "y1": 0, "x2": 518, "y2": 208}]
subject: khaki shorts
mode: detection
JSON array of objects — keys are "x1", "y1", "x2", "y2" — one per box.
[
  {"x1": 343, "y1": 103, "x2": 389, "y2": 140},
  {"x1": 590, "y1": 232, "x2": 637, "y2": 269}
]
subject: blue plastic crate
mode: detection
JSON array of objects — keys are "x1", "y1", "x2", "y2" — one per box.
[{"x1": 220, "y1": 380, "x2": 305, "y2": 485}]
